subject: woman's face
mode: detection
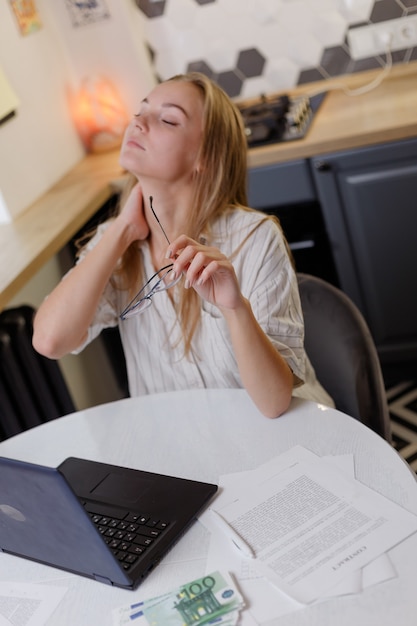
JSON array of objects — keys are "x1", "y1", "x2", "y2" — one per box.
[{"x1": 120, "y1": 80, "x2": 204, "y2": 185}]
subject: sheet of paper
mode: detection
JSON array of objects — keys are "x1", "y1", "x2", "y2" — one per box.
[
  {"x1": 200, "y1": 448, "x2": 402, "y2": 621},
  {"x1": 0, "y1": 582, "x2": 67, "y2": 626},
  {"x1": 216, "y1": 455, "x2": 417, "y2": 604},
  {"x1": 199, "y1": 447, "x2": 320, "y2": 622},
  {"x1": 200, "y1": 446, "x2": 320, "y2": 525},
  {"x1": 320, "y1": 553, "x2": 397, "y2": 600},
  {"x1": 203, "y1": 517, "x2": 303, "y2": 622},
  {"x1": 322, "y1": 454, "x2": 355, "y2": 477},
  {"x1": 200, "y1": 447, "x2": 352, "y2": 585},
  {"x1": 315, "y1": 458, "x2": 396, "y2": 594}
]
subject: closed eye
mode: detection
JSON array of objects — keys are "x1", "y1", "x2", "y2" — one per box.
[{"x1": 133, "y1": 113, "x2": 178, "y2": 126}]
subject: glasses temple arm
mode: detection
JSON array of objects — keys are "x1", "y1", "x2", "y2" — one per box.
[{"x1": 149, "y1": 196, "x2": 171, "y2": 246}]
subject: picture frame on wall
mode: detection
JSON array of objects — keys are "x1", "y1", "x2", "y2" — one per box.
[
  {"x1": 0, "y1": 66, "x2": 19, "y2": 126},
  {"x1": 9, "y1": 0, "x2": 42, "y2": 36},
  {"x1": 65, "y1": 0, "x2": 111, "y2": 28}
]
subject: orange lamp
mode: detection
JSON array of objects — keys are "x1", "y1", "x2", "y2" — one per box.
[{"x1": 70, "y1": 76, "x2": 129, "y2": 153}]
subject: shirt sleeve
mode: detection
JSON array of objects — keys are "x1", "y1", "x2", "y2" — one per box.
[{"x1": 233, "y1": 214, "x2": 306, "y2": 383}]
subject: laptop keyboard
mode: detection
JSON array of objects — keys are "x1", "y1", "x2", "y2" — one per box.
[{"x1": 85, "y1": 502, "x2": 170, "y2": 571}]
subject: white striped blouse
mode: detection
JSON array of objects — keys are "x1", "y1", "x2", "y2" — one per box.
[{"x1": 73, "y1": 208, "x2": 334, "y2": 408}]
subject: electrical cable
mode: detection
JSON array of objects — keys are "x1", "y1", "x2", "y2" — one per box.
[{"x1": 307, "y1": 37, "x2": 393, "y2": 99}]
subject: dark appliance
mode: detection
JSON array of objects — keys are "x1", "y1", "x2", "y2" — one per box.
[{"x1": 237, "y1": 92, "x2": 327, "y2": 147}]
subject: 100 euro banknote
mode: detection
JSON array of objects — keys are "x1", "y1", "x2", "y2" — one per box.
[{"x1": 113, "y1": 570, "x2": 245, "y2": 626}]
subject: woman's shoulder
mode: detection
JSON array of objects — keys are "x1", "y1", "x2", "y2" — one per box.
[
  {"x1": 210, "y1": 206, "x2": 286, "y2": 260},
  {"x1": 76, "y1": 219, "x2": 115, "y2": 260},
  {"x1": 214, "y1": 205, "x2": 278, "y2": 235}
]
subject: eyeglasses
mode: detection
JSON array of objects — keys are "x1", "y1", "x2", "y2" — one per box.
[
  {"x1": 120, "y1": 197, "x2": 182, "y2": 320},
  {"x1": 120, "y1": 263, "x2": 181, "y2": 319}
]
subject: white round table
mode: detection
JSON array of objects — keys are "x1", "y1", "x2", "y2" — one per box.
[{"x1": 0, "y1": 389, "x2": 416, "y2": 625}]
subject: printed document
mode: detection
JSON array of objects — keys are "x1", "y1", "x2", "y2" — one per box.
[{"x1": 201, "y1": 447, "x2": 417, "y2": 605}]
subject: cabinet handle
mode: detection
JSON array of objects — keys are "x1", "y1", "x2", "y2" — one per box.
[
  {"x1": 289, "y1": 239, "x2": 315, "y2": 251},
  {"x1": 315, "y1": 161, "x2": 331, "y2": 172}
]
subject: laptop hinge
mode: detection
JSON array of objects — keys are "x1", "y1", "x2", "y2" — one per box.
[{"x1": 93, "y1": 574, "x2": 113, "y2": 586}]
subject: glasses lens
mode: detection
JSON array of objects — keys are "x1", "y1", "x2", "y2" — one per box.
[
  {"x1": 120, "y1": 265, "x2": 182, "y2": 320},
  {"x1": 151, "y1": 267, "x2": 181, "y2": 293},
  {"x1": 121, "y1": 296, "x2": 152, "y2": 319}
]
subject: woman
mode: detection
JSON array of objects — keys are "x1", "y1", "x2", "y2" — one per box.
[{"x1": 33, "y1": 72, "x2": 333, "y2": 417}]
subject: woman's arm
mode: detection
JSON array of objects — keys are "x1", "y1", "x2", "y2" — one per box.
[
  {"x1": 33, "y1": 184, "x2": 148, "y2": 359},
  {"x1": 221, "y1": 299, "x2": 293, "y2": 417},
  {"x1": 167, "y1": 234, "x2": 294, "y2": 418}
]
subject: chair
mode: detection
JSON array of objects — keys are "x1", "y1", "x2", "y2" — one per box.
[{"x1": 297, "y1": 273, "x2": 391, "y2": 442}]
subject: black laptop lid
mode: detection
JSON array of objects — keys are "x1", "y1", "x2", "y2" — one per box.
[
  {"x1": 0, "y1": 456, "x2": 217, "y2": 589},
  {"x1": 0, "y1": 457, "x2": 130, "y2": 586}
]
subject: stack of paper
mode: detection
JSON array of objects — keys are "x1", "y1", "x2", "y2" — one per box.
[{"x1": 199, "y1": 446, "x2": 417, "y2": 623}]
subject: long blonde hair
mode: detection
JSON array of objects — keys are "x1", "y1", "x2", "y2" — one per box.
[{"x1": 96, "y1": 72, "x2": 286, "y2": 353}]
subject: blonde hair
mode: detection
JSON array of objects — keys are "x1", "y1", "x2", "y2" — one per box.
[{"x1": 86, "y1": 72, "x2": 287, "y2": 354}]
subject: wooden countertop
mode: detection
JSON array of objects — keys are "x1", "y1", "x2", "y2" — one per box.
[
  {"x1": 247, "y1": 61, "x2": 417, "y2": 168},
  {"x1": 0, "y1": 61, "x2": 416, "y2": 310},
  {"x1": 0, "y1": 151, "x2": 126, "y2": 309}
]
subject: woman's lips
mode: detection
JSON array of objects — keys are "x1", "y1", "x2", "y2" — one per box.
[{"x1": 126, "y1": 137, "x2": 145, "y2": 150}]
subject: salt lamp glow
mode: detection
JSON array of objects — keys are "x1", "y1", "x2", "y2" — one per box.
[{"x1": 70, "y1": 77, "x2": 129, "y2": 153}]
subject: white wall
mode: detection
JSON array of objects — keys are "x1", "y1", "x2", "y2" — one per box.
[
  {"x1": 0, "y1": 3, "x2": 83, "y2": 220},
  {"x1": 0, "y1": 0, "x2": 155, "y2": 409},
  {"x1": 0, "y1": 0, "x2": 155, "y2": 220},
  {"x1": 45, "y1": 0, "x2": 156, "y2": 119}
]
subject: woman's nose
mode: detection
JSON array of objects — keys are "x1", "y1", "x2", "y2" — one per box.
[{"x1": 135, "y1": 114, "x2": 147, "y2": 131}]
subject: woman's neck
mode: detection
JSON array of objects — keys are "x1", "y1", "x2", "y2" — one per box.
[
  {"x1": 143, "y1": 185, "x2": 193, "y2": 240},
  {"x1": 141, "y1": 187, "x2": 191, "y2": 269}
]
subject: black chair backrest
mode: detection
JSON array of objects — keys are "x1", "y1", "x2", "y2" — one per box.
[{"x1": 297, "y1": 273, "x2": 391, "y2": 442}]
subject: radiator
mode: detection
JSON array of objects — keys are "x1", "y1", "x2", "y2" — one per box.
[{"x1": 0, "y1": 305, "x2": 76, "y2": 440}]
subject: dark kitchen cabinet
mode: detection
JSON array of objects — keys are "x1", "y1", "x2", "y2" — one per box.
[
  {"x1": 248, "y1": 159, "x2": 339, "y2": 286},
  {"x1": 310, "y1": 137, "x2": 417, "y2": 365}
]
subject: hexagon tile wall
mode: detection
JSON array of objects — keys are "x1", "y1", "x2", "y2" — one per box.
[{"x1": 134, "y1": 0, "x2": 417, "y2": 98}]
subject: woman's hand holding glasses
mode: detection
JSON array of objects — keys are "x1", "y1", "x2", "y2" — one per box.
[
  {"x1": 167, "y1": 235, "x2": 244, "y2": 312},
  {"x1": 120, "y1": 196, "x2": 244, "y2": 320}
]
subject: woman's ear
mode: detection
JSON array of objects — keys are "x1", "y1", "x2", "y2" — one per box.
[{"x1": 194, "y1": 155, "x2": 204, "y2": 174}]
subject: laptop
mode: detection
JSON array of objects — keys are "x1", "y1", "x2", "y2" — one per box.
[{"x1": 0, "y1": 456, "x2": 217, "y2": 589}]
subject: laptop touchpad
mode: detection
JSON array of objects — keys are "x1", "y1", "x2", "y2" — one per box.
[{"x1": 91, "y1": 472, "x2": 153, "y2": 505}]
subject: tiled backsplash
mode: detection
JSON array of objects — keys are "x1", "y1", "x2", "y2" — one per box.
[{"x1": 135, "y1": 0, "x2": 417, "y2": 98}]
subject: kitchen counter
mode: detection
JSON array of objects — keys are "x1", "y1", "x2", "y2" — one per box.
[
  {"x1": 0, "y1": 151, "x2": 126, "y2": 310},
  {"x1": 247, "y1": 61, "x2": 417, "y2": 168},
  {"x1": 0, "y1": 61, "x2": 416, "y2": 310}
]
